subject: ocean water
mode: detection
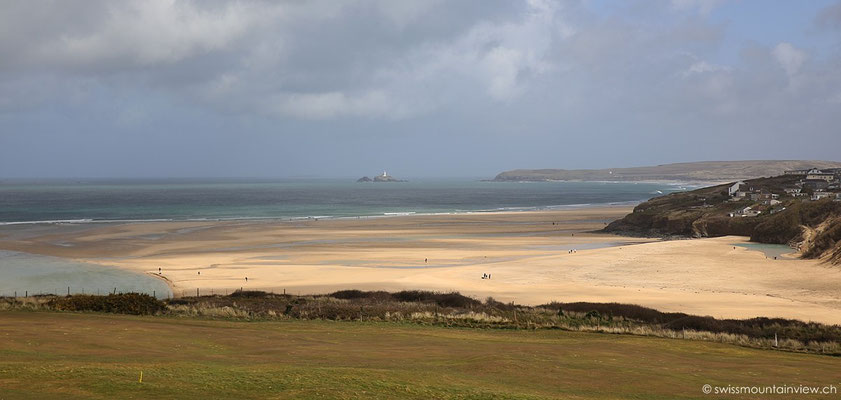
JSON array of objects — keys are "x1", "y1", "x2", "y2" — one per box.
[{"x1": 0, "y1": 179, "x2": 689, "y2": 224}]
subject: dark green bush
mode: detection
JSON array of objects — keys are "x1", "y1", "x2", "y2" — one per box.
[
  {"x1": 49, "y1": 293, "x2": 164, "y2": 315},
  {"x1": 229, "y1": 290, "x2": 271, "y2": 298}
]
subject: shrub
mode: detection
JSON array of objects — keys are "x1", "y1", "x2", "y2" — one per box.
[
  {"x1": 49, "y1": 293, "x2": 164, "y2": 315},
  {"x1": 330, "y1": 290, "x2": 392, "y2": 301},
  {"x1": 228, "y1": 290, "x2": 270, "y2": 298},
  {"x1": 392, "y1": 290, "x2": 480, "y2": 308}
]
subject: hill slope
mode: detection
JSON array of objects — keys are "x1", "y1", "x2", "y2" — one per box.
[
  {"x1": 603, "y1": 175, "x2": 841, "y2": 264},
  {"x1": 494, "y1": 160, "x2": 841, "y2": 182}
]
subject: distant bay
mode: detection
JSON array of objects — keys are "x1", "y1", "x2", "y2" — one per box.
[{"x1": 0, "y1": 179, "x2": 692, "y2": 224}]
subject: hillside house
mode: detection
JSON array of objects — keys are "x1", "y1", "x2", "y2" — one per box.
[
  {"x1": 812, "y1": 192, "x2": 833, "y2": 201},
  {"x1": 728, "y1": 181, "x2": 745, "y2": 196},
  {"x1": 806, "y1": 172, "x2": 837, "y2": 182},
  {"x1": 729, "y1": 207, "x2": 761, "y2": 217}
]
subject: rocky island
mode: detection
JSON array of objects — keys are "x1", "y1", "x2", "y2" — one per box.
[{"x1": 357, "y1": 171, "x2": 406, "y2": 182}]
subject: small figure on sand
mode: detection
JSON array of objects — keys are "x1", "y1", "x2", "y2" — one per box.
[
  {"x1": 425, "y1": 258, "x2": 428, "y2": 263},
  {"x1": 245, "y1": 277, "x2": 248, "y2": 282},
  {"x1": 197, "y1": 271, "x2": 200, "y2": 275}
]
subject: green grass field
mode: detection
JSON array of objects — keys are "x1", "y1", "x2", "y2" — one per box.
[{"x1": 1, "y1": 311, "x2": 839, "y2": 399}]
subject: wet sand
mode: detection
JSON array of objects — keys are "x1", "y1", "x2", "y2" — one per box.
[{"x1": 2, "y1": 206, "x2": 841, "y2": 324}]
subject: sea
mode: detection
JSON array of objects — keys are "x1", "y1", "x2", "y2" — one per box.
[{"x1": 0, "y1": 178, "x2": 692, "y2": 224}]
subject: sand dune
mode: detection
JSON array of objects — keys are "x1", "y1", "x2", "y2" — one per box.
[{"x1": 2, "y1": 207, "x2": 841, "y2": 324}]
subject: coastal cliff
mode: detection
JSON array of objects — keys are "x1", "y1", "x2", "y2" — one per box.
[
  {"x1": 603, "y1": 174, "x2": 841, "y2": 264},
  {"x1": 493, "y1": 160, "x2": 841, "y2": 182}
]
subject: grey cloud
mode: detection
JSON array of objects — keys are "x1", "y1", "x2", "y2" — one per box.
[
  {"x1": 816, "y1": 1, "x2": 841, "y2": 30},
  {"x1": 0, "y1": 0, "x2": 840, "y2": 178}
]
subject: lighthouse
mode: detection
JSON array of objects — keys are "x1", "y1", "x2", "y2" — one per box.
[{"x1": 382, "y1": 170, "x2": 388, "y2": 177}]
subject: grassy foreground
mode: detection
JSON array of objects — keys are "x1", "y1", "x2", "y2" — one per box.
[{"x1": 1, "y1": 311, "x2": 840, "y2": 399}]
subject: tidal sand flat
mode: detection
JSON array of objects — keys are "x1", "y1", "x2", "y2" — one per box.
[{"x1": 2, "y1": 206, "x2": 841, "y2": 324}]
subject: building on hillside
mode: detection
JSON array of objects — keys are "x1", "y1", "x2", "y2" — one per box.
[
  {"x1": 728, "y1": 181, "x2": 745, "y2": 196},
  {"x1": 783, "y1": 187, "x2": 802, "y2": 195},
  {"x1": 730, "y1": 189, "x2": 751, "y2": 201},
  {"x1": 729, "y1": 206, "x2": 761, "y2": 217},
  {"x1": 806, "y1": 171, "x2": 837, "y2": 182},
  {"x1": 812, "y1": 191, "x2": 833, "y2": 201},
  {"x1": 785, "y1": 169, "x2": 809, "y2": 176}
]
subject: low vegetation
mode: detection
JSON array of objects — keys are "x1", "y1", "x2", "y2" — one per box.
[
  {"x1": 3, "y1": 290, "x2": 840, "y2": 356},
  {"x1": 47, "y1": 293, "x2": 165, "y2": 315}
]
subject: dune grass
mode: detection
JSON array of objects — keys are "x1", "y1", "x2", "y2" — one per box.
[{"x1": 1, "y1": 310, "x2": 840, "y2": 399}]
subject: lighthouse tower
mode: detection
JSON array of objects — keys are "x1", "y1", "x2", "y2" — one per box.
[{"x1": 382, "y1": 170, "x2": 388, "y2": 177}]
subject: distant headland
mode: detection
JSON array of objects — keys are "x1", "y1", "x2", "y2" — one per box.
[
  {"x1": 357, "y1": 171, "x2": 406, "y2": 182},
  {"x1": 492, "y1": 160, "x2": 841, "y2": 183}
]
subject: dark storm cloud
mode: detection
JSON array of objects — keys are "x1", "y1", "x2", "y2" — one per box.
[{"x1": 0, "y1": 0, "x2": 839, "y2": 178}]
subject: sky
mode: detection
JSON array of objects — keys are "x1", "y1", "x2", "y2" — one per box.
[{"x1": 1, "y1": 0, "x2": 840, "y2": 179}]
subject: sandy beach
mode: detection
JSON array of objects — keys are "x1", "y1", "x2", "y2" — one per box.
[{"x1": 2, "y1": 206, "x2": 841, "y2": 324}]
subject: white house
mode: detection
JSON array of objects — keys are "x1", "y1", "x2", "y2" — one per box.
[
  {"x1": 729, "y1": 206, "x2": 761, "y2": 217},
  {"x1": 728, "y1": 181, "x2": 745, "y2": 196},
  {"x1": 806, "y1": 172, "x2": 835, "y2": 182},
  {"x1": 812, "y1": 192, "x2": 833, "y2": 201}
]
